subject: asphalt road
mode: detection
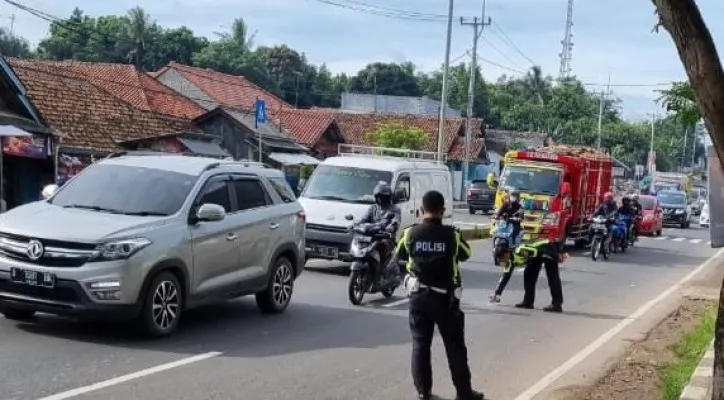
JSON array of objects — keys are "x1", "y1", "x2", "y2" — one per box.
[
  {"x1": 453, "y1": 208, "x2": 491, "y2": 229},
  {"x1": 0, "y1": 224, "x2": 716, "y2": 400}
]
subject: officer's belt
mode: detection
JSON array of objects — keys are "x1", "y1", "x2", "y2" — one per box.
[{"x1": 419, "y1": 283, "x2": 447, "y2": 294}]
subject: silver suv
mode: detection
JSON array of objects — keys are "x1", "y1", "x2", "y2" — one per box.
[{"x1": 0, "y1": 154, "x2": 306, "y2": 336}]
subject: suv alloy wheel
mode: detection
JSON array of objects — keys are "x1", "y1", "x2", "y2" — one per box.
[
  {"x1": 256, "y1": 256, "x2": 294, "y2": 314},
  {"x1": 139, "y1": 271, "x2": 183, "y2": 337}
]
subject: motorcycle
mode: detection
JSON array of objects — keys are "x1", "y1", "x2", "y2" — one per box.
[
  {"x1": 589, "y1": 215, "x2": 610, "y2": 261},
  {"x1": 491, "y1": 216, "x2": 523, "y2": 266},
  {"x1": 619, "y1": 214, "x2": 637, "y2": 249},
  {"x1": 611, "y1": 218, "x2": 629, "y2": 253},
  {"x1": 347, "y1": 221, "x2": 402, "y2": 306}
]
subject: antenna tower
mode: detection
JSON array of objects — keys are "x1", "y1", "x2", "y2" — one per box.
[{"x1": 558, "y1": 0, "x2": 574, "y2": 81}]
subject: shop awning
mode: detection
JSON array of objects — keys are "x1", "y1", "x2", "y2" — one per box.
[
  {"x1": 268, "y1": 152, "x2": 320, "y2": 166},
  {"x1": 178, "y1": 138, "x2": 229, "y2": 158}
]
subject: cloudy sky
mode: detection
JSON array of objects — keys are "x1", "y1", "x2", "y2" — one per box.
[{"x1": 3, "y1": 0, "x2": 723, "y2": 121}]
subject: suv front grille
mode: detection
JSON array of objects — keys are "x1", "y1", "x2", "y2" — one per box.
[
  {"x1": 0, "y1": 232, "x2": 98, "y2": 267},
  {"x1": 306, "y1": 223, "x2": 349, "y2": 234}
]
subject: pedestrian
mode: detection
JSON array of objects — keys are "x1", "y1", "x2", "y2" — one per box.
[
  {"x1": 514, "y1": 240, "x2": 566, "y2": 312},
  {"x1": 395, "y1": 190, "x2": 485, "y2": 400}
]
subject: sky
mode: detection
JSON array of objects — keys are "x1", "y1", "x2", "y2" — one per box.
[{"x1": 2, "y1": 0, "x2": 723, "y2": 122}]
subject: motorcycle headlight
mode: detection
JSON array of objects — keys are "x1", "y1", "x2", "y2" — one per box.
[
  {"x1": 91, "y1": 238, "x2": 151, "y2": 261},
  {"x1": 675, "y1": 209, "x2": 685, "y2": 214},
  {"x1": 349, "y1": 239, "x2": 367, "y2": 257}
]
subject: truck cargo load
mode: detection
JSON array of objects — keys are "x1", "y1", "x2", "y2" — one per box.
[{"x1": 489, "y1": 145, "x2": 614, "y2": 246}]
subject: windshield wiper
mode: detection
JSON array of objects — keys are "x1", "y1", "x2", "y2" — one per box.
[
  {"x1": 309, "y1": 195, "x2": 351, "y2": 202},
  {"x1": 121, "y1": 211, "x2": 169, "y2": 216},
  {"x1": 62, "y1": 204, "x2": 123, "y2": 214}
]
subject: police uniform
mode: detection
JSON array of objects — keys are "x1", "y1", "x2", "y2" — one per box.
[
  {"x1": 516, "y1": 239, "x2": 563, "y2": 311},
  {"x1": 396, "y1": 218, "x2": 482, "y2": 400}
]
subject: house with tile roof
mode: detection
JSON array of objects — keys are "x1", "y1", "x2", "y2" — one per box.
[
  {"x1": 4, "y1": 58, "x2": 209, "y2": 190},
  {"x1": 152, "y1": 62, "x2": 344, "y2": 160}
]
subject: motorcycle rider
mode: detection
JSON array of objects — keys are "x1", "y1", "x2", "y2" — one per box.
[
  {"x1": 493, "y1": 189, "x2": 525, "y2": 242},
  {"x1": 617, "y1": 196, "x2": 636, "y2": 243},
  {"x1": 358, "y1": 182, "x2": 402, "y2": 287},
  {"x1": 592, "y1": 192, "x2": 618, "y2": 240}
]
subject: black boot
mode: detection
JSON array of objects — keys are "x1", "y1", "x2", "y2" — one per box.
[
  {"x1": 543, "y1": 304, "x2": 562, "y2": 313},
  {"x1": 417, "y1": 392, "x2": 432, "y2": 400},
  {"x1": 456, "y1": 390, "x2": 485, "y2": 400},
  {"x1": 515, "y1": 302, "x2": 534, "y2": 309}
]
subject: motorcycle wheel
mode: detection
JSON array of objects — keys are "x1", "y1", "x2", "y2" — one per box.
[
  {"x1": 591, "y1": 237, "x2": 601, "y2": 261},
  {"x1": 348, "y1": 271, "x2": 367, "y2": 306},
  {"x1": 601, "y1": 238, "x2": 609, "y2": 260},
  {"x1": 381, "y1": 287, "x2": 395, "y2": 298}
]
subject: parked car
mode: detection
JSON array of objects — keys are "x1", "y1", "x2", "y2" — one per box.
[
  {"x1": 700, "y1": 202, "x2": 710, "y2": 227},
  {"x1": 466, "y1": 179, "x2": 495, "y2": 214},
  {"x1": 0, "y1": 153, "x2": 306, "y2": 337},
  {"x1": 657, "y1": 190, "x2": 692, "y2": 229},
  {"x1": 637, "y1": 195, "x2": 663, "y2": 236}
]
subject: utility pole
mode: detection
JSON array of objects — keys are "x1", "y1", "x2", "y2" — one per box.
[
  {"x1": 692, "y1": 124, "x2": 698, "y2": 166},
  {"x1": 460, "y1": 1, "x2": 491, "y2": 190},
  {"x1": 649, "y1": 108, "x2": 657, "y2": 175},
  {"x1": 596, "y1": 75, "x2": 610, "y2": 149},
  {"x1": 682, "y1": 126, "x2": 688, "y2": 172},
  {"x1": 8, "y1": 14, "x2": 14, "y2": 35},
  {"x1": 436, "y1": 0, "x2": 455, "y2": 163}
]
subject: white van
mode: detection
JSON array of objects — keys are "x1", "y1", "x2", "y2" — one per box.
[{"x1": 299, "y1": 144, "x2": 454, "y2": 262}]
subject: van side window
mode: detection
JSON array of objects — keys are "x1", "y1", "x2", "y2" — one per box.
[{"x1": 395, "y1": 174, "x2": 411, "y2": 202}]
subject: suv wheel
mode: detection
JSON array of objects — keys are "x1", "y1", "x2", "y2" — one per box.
[
  {"x1": 0, "y1": 306, "x2": 35, "y2": 321},
  {"x1": 139, "y1": 272, "x2": 183, "y2": 337},
  {"x1": 256, "y1": 256, "x2": 294, "y2": 314}
]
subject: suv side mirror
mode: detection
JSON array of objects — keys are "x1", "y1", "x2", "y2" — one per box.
[
  {"x1": 196, "y1": 203, "x2": 226, "y2": 221},
  {"x1": 41, "y1": 184, "x2": 59, "y2": 200},
  {"x1": 561, "y1": 182, "x2": 572, "y2": 197},
  {"x1": 393, "y1": 188, "x2": 408, "y2": 203}
]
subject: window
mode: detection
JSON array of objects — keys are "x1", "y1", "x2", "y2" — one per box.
[
  {"x1": 233, "y1": 179, "x2": 269, "y2": 211},
  {"x1": 394, "y1": 174, "x2": 410, "y2": 202},
  {"x1": 431, "y1": 173, "x2": 449, "y2": 195},
  {"x1": 301, "y1": 165, "x2": 392, "y2": 204},
  {"x1": 269, "y1": 177, "x2": 296, "y2": 203},
  {"x1": 198, "y1": 179, "x2": 232, "y2": 212},
  {"x1": 50, "y1": 164, "x2": 197, "y2": 216}
]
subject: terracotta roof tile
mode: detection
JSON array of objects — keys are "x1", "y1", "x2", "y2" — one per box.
[
  {"x1": 8, "y1": 60, "x2": 197, "y2": 152},
  {"x1": 6, "y1": 59, "x2": 205, "y2": 120},
  {"x1": 332, "y1": 113, "x2": 478, "y2": 154},
  {"x1": 275, "y1": 109, "x2": 336, "y2": 146},
  {"x1": 448, "y1": 136, "x2": 485, "y2": 161},
  {"x1": 160, "y1": 62, "x2": 292, "y2": 116}
]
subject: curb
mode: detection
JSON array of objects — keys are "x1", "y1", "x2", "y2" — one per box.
[{"x1": 680, "y1": 340, "x2": 715, "y2": 400}]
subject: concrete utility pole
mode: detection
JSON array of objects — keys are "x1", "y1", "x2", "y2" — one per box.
[
  {"x1": 596, "y1": 75, "x2": 610, "y2": 149},
  {"x1": 460, "y1": 2, "x2": 491, "y2": 188},
  {"x1": 436, "y1": 0, "x2": 455, "y2": 163}
]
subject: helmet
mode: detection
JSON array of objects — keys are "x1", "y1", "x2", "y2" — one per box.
[
  {"x1": 632, "y1": 193, "x2": 639, "y2": 201},
  {"x1": 603, "y1": 192, "x2": 614, "y2": 201},
  {"x1": 373, "y1": 182, "x2": 393, "y2": 206},
  {"x1": 509, "y1": 189, "x2": 520, "y2": 203}
]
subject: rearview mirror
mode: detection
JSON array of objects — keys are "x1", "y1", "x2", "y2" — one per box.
[
  {"x1": 561, "y1": 182, "x2": 572, "y2": 197},
  {"x1": 196, "y1": 203, "x2": 225, "y2": 221},
  {"x1": 486, "y1": 172, "x2": 498, "y2": 189},
  {"x1": 393, "y1": 187, "x2": 408, "y2": 203},
  {"x1": 41, "y1": 184, "x2": 59, "y2": 200}
]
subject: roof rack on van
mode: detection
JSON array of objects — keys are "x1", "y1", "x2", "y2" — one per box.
[
  {"x1": 105, "y1": 151, "x2": 179, "y2": 159},
  {"x1": 337, "y1": 144, "x2": 447, "y2": 162}
]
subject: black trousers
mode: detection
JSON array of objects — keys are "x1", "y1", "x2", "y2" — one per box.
[
  {"x1": 409, "y1": 289, "x2": 474, "y2": 397},
  {"x1": 521, "y1": 256, "x2": 563, "y2": 306}
]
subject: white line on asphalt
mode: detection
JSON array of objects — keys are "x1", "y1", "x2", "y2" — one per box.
[
  {"x1": 36, "y1": 352, "x2": 222, "y2": 400},
  {"x1": 690, "y1": 239, "x2": 702, "y2": 244},
  {"x1": 672, "y1": 237, "x2": 686, "y2": 242},
  {"x1": 655, "y1": 236, "x2": 668, "y2": 240},
  {"x1": 382, "y1": 298, "x2": 410, "y2": 308},
  {"x1": 512, "y1": 247, "x2": 724, "y2": 400}
]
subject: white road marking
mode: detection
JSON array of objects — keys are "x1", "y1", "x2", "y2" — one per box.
[
  {"x1": 672, "y1": 237, "x2": 686, "y2": 242},
  {"x1": 512, "y1": 247, "x2": 724, "y2": 400},
  {"x1": 655, "y1": 236, "x2": 668, "y2": 240},
  {"x1": 582, "y1": 252, "x2": 591, "y2": 256},
  {"x1": 36, "y1": 352, "x2": 222, "y2": 400},
  {"x1": 690, "y1": 239, "x2": 702, "y2": 244},
  {"x1": 382, "y1": 298, "x2": 410, "y2": 308}
]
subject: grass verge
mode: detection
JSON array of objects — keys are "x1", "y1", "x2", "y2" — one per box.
[{"x1": 659, "y1": 305, "x2": 716, "y2": 400}]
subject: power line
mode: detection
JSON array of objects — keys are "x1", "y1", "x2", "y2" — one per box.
[
  {"x1": 489, "y1": 22, "x2": 537, "y2": 66},
  {"x1": 480, "y1": 35, "x2": 525, "y2": 71},
  {"x1": 307, "y1": 0, "x2": 447, "y2": 21}
]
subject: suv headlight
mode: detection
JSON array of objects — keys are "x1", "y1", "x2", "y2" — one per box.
[
  {"x1": 675, "y1": 209, "x2": 685, "y2": 214},
  {"x1": 92, "y1": 238, "x2": 151, "y2": 261}
]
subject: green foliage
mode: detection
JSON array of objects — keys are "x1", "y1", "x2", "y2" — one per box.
[
  {"x1": 365, "y1": 123, "x2": 429, "y2": 150},
  {"x1": 299, "y1": 164, "x2": 314, "y2": 179},
  {"x1": 9, "y1": 6, "x2": 704, "y2": 172}
]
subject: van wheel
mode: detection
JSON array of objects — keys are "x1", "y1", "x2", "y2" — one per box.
[
  {"x1": 139, "y1": 272, "x2": 183, "y2": 337},
  {"x1": 256, "y1": 256, "x2": 294, "y2": 314},
  {"x1": 0, "y1": 306, "x2": 35, "y2": 321}
]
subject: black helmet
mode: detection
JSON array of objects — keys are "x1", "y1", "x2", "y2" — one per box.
[
  {"x1": 373, "y1": 182, "x2": 392, "y2": 206},
  {"x1": 509, "y1": 189, "x2": 520, "y2": 203}
]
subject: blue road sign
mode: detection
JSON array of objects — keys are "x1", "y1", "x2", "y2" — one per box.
[{"x1": 256, "y1": 99, "x2": 267, "y2": 125}]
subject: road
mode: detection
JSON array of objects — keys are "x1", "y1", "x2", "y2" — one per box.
[
  {"x1": 453, "y1": 208, "x2": 491, "y2": 229},
  {"x1": 0, "y1": 224, "x2": 716, "y2": 400}
]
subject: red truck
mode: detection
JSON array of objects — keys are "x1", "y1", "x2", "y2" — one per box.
[{"x1": 489, "y1": 145, "x2": 614, "y2": 247}]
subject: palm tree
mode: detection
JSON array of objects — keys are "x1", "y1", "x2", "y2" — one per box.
[
  {"x1": 216, "y1": 18, "x2": 257, "y2": 52},
  {"x1": 523, "y1": 66, "x2": 550, "y2": 105},
  {"x1": 125, "y1": 7, "x2": 153, "y2": 68}
]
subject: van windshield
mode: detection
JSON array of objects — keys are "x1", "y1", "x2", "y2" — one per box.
[
  {"x1": 302, "y1": 165, "x2": 392, "y2": 204},
  {"x1": 500, "y1": 165, "x2": 562, "y2": 195}
]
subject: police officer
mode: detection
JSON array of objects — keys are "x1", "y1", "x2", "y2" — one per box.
[
  {"x1": 395, "y1": 190, "x2": 485, "y2": 400},
  {"x1": 515, "y1": 239, "x2": 564, "y2": 312}
]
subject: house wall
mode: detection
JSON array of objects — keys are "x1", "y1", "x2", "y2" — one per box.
[
  {"x1": 340, "y1": 93, "x2": 461, "y2": 117},
  {"x1": 313, "y1": 129, "x2": 341, "y2": 158},
  {"x1": 196, "y1": 116, "x2": 249, "y2": 160},
  {"x1": 156, "y1": 69, "x2": 217, "y2": 110}
]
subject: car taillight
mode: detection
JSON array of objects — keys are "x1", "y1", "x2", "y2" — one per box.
[{"x1": 297, "y1": 211, "x2": 306, "y2": 223}]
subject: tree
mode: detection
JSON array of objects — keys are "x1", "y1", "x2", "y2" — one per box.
[
  {"x1": 650, "y1": 1, "x2": 724, "y2": 397},
  {"x1": 0, "y1": 28, "x2": 32, "y2": 58},
  {"x1": 365, "y1": 123, "x2": 429, "y2": 150},
  {"x1": 351, "y1": 62, "x2": 421, "y2": 97}
]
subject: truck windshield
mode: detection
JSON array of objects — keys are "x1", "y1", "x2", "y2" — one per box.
[
  {"x1": 500, "y1": 165, "x2": 562, "y2": 195},
  {"x1": 301, "y1": 165, "x2": 392, "y2": 204}
]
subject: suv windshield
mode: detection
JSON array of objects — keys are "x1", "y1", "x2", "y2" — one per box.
[
  {"x1": 658, "y1": 192, "x2": 686, "y2": 205},
  {"x1": 469, "y1": 181, "x2": 487, "y2": 189},
  {"x1": 500, "y1": 165, "x2": 562, "y2": 195},
  {"x1": 50, "y1": 164, "x2": 197, "y2": 216},
  {"x1": 302, "y1": 165, "x2": 392, "y2": 204}
]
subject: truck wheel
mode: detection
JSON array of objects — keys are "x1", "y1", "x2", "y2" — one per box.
[{"x1": 468, "y1": 207, "x2": 476, "y2": 215}]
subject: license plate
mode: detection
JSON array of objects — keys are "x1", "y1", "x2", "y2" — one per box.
[
  {"x1": 10, "y1": 267, "x2": 55, "y2": 288},
  {"x1": 314, "y1": 246, "x2": 339, "y2": 258}
]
